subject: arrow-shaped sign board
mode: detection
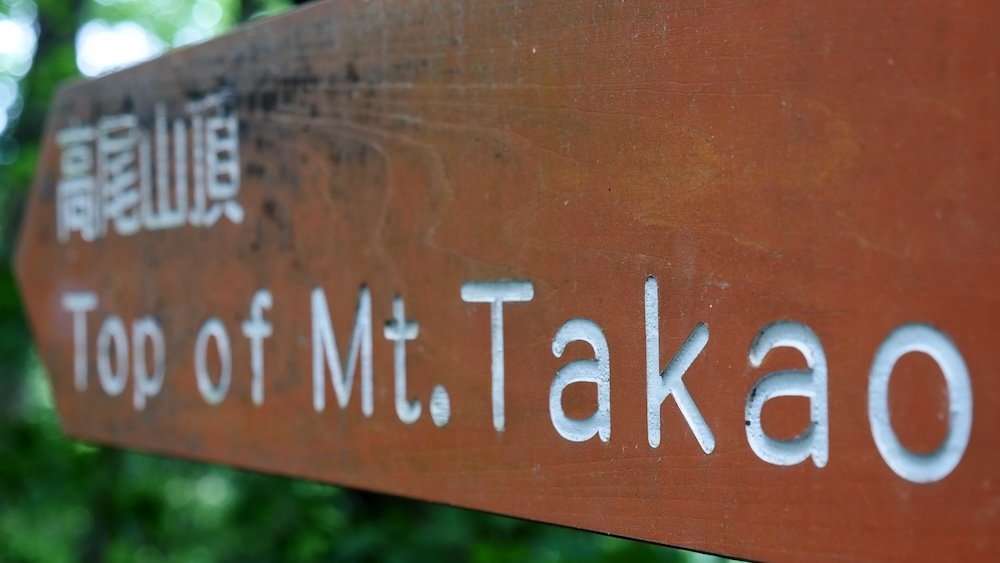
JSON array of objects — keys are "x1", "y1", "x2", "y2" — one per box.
[{"x1": 16, "y1": 0, "x2": 1000, "y2": 559}]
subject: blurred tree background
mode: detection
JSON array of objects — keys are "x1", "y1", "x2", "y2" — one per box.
[{"x1": 0, "y1": 1, "x2": 720, "y2": 561}]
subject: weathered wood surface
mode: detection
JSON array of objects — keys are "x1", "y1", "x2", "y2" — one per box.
[{"x1": 15, "y1": 0, "x2": 1000, "y2": 559}]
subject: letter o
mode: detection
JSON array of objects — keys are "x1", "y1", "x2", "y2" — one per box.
[
  {"x1": 195, "y1": 318, "x2": 231, "y2": 405},
  {"x1": 97, "y1": 315, "x2": 128, "y2": 396},
  {"x1": 868, "y1": 323, "x2": 972, "y2": 483}
]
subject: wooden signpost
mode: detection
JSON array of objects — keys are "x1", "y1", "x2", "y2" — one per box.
[{"x1": 15, "y1": 0, "x2": 1000, "y2": 559}]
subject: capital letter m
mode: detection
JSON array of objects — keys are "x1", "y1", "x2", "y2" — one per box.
[{"x1": 312, "y1": 286, "x2": 373, "y2": 416}]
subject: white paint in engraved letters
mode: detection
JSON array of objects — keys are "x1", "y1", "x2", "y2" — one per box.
[
  {"x1": 187, "y1": 94, "x2": 243, "y2": 227},
  {"x1": 131, "y1": 316, "x2": 166, "y2": 411},
  {"x1": 96, "y1": 315, "x2": 129, "y2": 396},
  {"x1": 62, "y1": 291, "x2": 98, "y2": 391},
  {"x1": 242, "y1": 289, "x2": 274, "y2": 406},
  {"x1": 142, "y1": 104, "x2": 188, "y2": 229},
  {"x1": 746, "y1": 321, "x2": 829, "y2": 467},
  {"x1": 461, "y1": 280, "x2": 535, "y2": 432},
  {"x1": 55, "y1": 92, "x2": 241, "y2": 242},
  {"x1": 550, "y1": 318, "x2": 611, "y2": 443},
  {"x1": 868, "y1": 323, "x2": 973, "y2": 483},
  {"x1": 96, "y1": 114, "x2": 145, "y2": 236},
  {"x1": 384, "y1": 295, "x2": 422, "y2": 424},
  {"x1": 645, "y1": 276, "x2": 715, "y2": 453},
  {"x1": 194, "y1": 318, "x2": 232, "y2": 405},
  {"x1": 311, "y1": 286, "x2": 374, "y2": 416},
  {"x1": 429, "y1": 385, "x2": 451, "y2": 427},
  {"x1": 56, "y1": 127, "x2": 99, "y2": 242},
  {"x1": 191, "y1": 110, "x2": 205, "y2": 225},
  {"x1": 170, "y1": 117, "x2": 190, "y2": 221}
]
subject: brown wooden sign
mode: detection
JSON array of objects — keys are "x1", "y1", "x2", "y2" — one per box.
[{"x1": 15, "y1": 0, "x2": 1000, "y2": 559}]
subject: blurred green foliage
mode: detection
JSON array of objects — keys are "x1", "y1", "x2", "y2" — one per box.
[{"x1": 0, "y1": 1, "x2": 716, "y2": 561}]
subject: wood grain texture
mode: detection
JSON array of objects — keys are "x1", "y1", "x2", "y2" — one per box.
[{"x1": 16, "y1": 0, "x2": 1000, "y2": 559}]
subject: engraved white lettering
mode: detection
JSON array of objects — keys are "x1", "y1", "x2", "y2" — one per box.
[
  {"x1": 96, "y1": 315, "x2": 129, "y2": 396},
  {"x1": 645, "y1": 276, "x2": 714, "y2": 453},
  {"x1": 55, "y1": 91, "x2": 241, "y2": 243},
  {"x1": 869, "y1": 323, "x2": 973, "y2": 483},
  {"x1": 242, "y1": 289, "x2": 274, "y2": 406},
  {"x1": 131, "y1": 316, "x2": 166, "y2": 410},
  {"x1": 62, "y1": 291, "x2": 98, "y2": 391},
  {"x1": 195, "y1": 317, "x2": 231, "y2": 405},
  {"x1": 746, "y1": 321, "x2": 829, "y2": 467},
  {"x1": 461, "y1": 280, "x2": 535, "y2": 432},
  {"x1": 550, "y1": 318, "x2": 611, "y2": 443},
  {"x1": 311, "y1": 286, "x2": 373, "y2": 415},
  {"x1": 384, "y1": 295, "x2": 421, "y2": 424}
]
